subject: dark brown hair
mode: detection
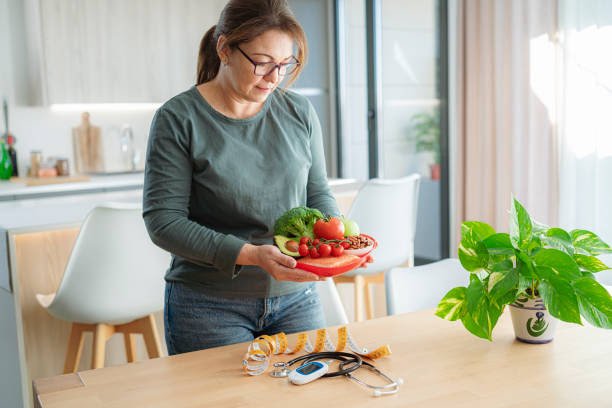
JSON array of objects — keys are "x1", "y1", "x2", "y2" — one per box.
[{"x1": 196, "y1": 0, "x2": 308, "y2": 87}]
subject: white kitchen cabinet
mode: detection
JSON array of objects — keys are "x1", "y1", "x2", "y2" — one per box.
[{"x1": 33, "y1": 0, "x2": 226, "y2": 104}]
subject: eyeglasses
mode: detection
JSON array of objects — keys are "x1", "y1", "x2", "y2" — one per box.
[{"x1": 236, "y1": 46, "x2": 300, "y2": 77}]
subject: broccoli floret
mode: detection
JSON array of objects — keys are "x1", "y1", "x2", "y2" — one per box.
[{"x1": 274, "y1": 206, "x2": 324, "y2": 239}]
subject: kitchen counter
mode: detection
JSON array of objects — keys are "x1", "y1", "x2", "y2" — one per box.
[{"x1": 0, "y1": 172, "x2": 144, "y2": 201}]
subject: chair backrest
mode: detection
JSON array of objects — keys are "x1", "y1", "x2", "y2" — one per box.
[
  {"x1": 47, "y1": 203, "x2": 171, "y2": 324},
  {"x1": 385, "y1": 258, "x2": 467, "y2": 315},
  {"x1": 315, "y1": 278, "x2": 349, "y2": 327},
  {"x1": 346, "y1": 174, "x2": 421, "y2": 273}
]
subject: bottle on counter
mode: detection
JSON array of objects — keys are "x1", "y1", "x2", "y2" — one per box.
[
  {"x1": 30, "y1": 150, "x2": 42, "y2": 177},
  {"x1": 2, "y1": 97, "x2": 16, "y2": 178},
  {"x1": 7, "y1": 134, "x2": 18, "y2": 177},
  {"x1": 0, "y1": 139, "x2": 13, "y2": 180}
]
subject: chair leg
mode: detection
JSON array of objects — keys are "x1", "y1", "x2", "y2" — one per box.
[
  {"x1": 364, "y1": 281, "x2": 374, "y2": 320},
  {"x1": 63, "y1": 323, "x2": 92, "y2": 374},
  {"x1": 364, "y1": 271, "x2": 388, "y2": 320},
  {"x1": 124, "y1": 333, "x2": 138, "y2": 363},
  {"x1": 141, "y1": 314, "x2": 162, "y2": 359},
  {"x1": 92, "y1": 323, "x2": 114, "y2": 369},
  {"x1": 354, "y1": 275, "x2": 365, "y2": 322}
]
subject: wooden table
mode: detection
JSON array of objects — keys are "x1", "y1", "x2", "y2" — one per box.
[{"x1": 33, "y1": 309, "x2": 612, "y2": 407}]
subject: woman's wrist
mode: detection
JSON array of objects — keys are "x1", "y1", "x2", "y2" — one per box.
[{"x1": 236, "y1": 243, "x2": 259, "y2": 266}]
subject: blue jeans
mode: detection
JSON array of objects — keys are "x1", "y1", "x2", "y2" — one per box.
[{"x1": 164, "y1": 281, "x2": 326, "y2": 355}]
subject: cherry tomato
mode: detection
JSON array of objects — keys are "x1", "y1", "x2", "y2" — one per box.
[
  {"x1": 309, "y1": 246, "x2": 320, "y2": 258},
  {"x1": 331, "y1": 244, "x2": 344, "y2": 257},
  {"x1": 312, "y1": 238, "x2": 320, "y2": 246},
  {"x1": 314, "y1": 217, "x2": 345, "y2": 240},
  {"x1": 298, "y1": 244, "x2": 309, "y2": 257},
  {"x1": 340, "y1": 241, "x2": 351, "y2": 249},
  {"x1": 299, "y1": 236, "x2": 311, "y2": 246},
  {"x1": 318, "y1": 243, "x2": 331, "y2": 257}
]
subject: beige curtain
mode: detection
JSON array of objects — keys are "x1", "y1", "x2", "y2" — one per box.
[{"x1": 454, "y1": 0, "x2": 559, "y2": 248}]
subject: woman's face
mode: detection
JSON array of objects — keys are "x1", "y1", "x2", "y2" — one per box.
[{"x1": 221, "y1": 29, "x2": 295, "y2": 103}]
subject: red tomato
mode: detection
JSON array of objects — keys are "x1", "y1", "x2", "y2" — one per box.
[
  {"x1": 314, "y1": 217, "x2": 345, "y2": 240},
  {"x1": 318, "y1": 243, "x2": 331, "y2": 257},
  {"x1": 309, "y1": 247, "x2": 320, "y2": 258},
  {"x1": 331, "y1": 244, "x2": 344, "y2": 257},
  {"x1": 298, "y1": 244, "x2": 309, "y2": 257},
  {"x1": 312, "y1": 238, "x2": 320, "y2": 246},
  {"x1": 340, "y1": 241, "x2": 350, "y2": 249},
  {"x1": 299, "y1": 236, "x2": 311, "y2": 246}
]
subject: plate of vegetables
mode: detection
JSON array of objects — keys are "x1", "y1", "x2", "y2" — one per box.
[{"x1": 273, "y1": 207, "x2": 377, "y2": 277}]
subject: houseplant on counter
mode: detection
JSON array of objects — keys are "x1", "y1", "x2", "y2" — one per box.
[
  {"x1": 409, "y1": 108, "x2": 440, "y2": 180},
  {"x1": 435, "y1": 197, "x2": 612, "y2": 343}
]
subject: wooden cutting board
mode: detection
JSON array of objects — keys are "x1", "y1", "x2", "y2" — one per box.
[
  {"x1": 11, "y1": 175, "x2": 90, "y2": 186},
  {"x1": 72, "y1": 112, "x2": 104, "y2": 173}
]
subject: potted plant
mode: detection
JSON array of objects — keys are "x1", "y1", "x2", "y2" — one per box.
[
  {"x1": 435, "y1": 197, "x2": 612, "y2": 343},
  {"x1": 409, "y1": 108, "x2": 440, "y2": 180}
]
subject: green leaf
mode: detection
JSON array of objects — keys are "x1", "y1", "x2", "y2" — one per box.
[
  {"x1": 572, "y1": 278, "x2": 612, "y2": 328},
  {"x1": 538, "y1": 276, "x2": 582, "y2": 324},
  {"x1": 435, "y1": 287, "x2": 467, "y2": 321},
  {"x1": 582, "y1": 271, "x2": 596, "y2": 279},
  {"x1": 534, "y1": 248, "x2": 581, "y2": 280},
  {"x1": 497, "y1": 290, "x2": 518, "y2": 306},
  {"x1": 541, "y1": 228, "x2": 574, "y2": 256},
  {"x1": 570, "y1": 229, "x2": 612, "y2": 255},
  {"x1": 461, "y1": 221, "x2": 496, "y2": 241},
  {"x1": 461, "y1": 313, "x2": 490, "y2": 340},
  {"x1": 488, "y1": 268, "x2": 519, "y2": 304},
  {"x1": 517, "y1": 274, "x2": 533, "y2": 296},
  {"x1": 487, "y1": 301, "x2": 503, "y2": 331},
  {"x1": 460, "y1": 296, "x2": 502, "y2": 341},
  {"x1": 517, "y1": 252, "x2": 537, "y2": 278},
  {"x1": 483, "y1": 233, "x2": 515, "y2": 256},
  {"x1": 509, "y1": 197, "x2": 533, "y2": 250},
  {"x1": 573, "y1": 254, "x2": 610, "y2": 273},
  {"x1": 466, "y1": 275, "x2": 484, "y2": 314},
  {"x1": 532, "y1": 219, "x2": 550, "y2": 234},
  {"x1": 458, "y1": 229, "x2": 489, "y2": 272}
]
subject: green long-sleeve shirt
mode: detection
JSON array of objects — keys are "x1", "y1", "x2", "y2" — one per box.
[{"x1": 143, "y1": 86, "x2": 340, "y2": 298}]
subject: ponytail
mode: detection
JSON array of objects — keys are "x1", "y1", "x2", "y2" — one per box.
[{"x1": 196, "y1": 25, "x2": 220, "y2": 85}]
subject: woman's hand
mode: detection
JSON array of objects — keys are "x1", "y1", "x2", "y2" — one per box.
[
  {"x1": 237, "y1": 244, "x2": 320, "y2": 282},
  {"x1": 359, "y1": 255, "x2": 375, "y2": 268}
]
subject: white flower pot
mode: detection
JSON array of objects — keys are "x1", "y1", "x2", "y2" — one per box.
[{"x1": 509, "y1": 297, "x2": 558, "y2": 344}]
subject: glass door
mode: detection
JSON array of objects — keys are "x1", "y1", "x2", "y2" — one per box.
[{"x1": 337, "y1": 0, "x2": 449, "y2": 262}]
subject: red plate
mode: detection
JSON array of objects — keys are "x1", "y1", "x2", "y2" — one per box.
[{"x1": 296, "y1": 234, "x2": 378, "y2": 277}]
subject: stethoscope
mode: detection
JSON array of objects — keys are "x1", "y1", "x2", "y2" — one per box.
[{"x1": 270, "y1": 351, "x2": 402, "y2": 396}]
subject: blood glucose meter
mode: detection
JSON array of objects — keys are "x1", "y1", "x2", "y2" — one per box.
[{"x1": 288, "y1": 361, "x2": 329, "y2": 385}]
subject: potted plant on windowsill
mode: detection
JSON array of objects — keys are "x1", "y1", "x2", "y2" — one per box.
[
  {"x1": 435, "y1": 197, "x2": 612, "y2": 343},
  {"x1": 409, "y1": 108, "x2": 440, "y2": 180}
]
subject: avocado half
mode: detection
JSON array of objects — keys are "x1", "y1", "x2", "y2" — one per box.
[{"x1": 274, "y1": 235, "x2": 300, "y2": 257}]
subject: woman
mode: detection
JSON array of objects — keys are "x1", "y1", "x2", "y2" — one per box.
[{"x1": 143, "y1": 0, "x2": 341, "y2": 354}]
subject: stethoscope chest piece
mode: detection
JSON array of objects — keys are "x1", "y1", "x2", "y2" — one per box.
[{"x1": 270, "y1": 362, "x2": 290, "y2": 378}]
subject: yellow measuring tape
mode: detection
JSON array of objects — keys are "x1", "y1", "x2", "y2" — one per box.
[{"x1": 242, "y1": 327, "x2": 391, "y2": 376}]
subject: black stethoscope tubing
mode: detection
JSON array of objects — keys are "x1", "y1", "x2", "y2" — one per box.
[{"x1": 284, "y1": 351, "x2": 362, "y2": 377}]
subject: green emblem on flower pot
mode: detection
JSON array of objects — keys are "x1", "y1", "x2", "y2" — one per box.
[
  {"x1": 526, "y1": 312, "x2": 549, "y2": 337},
  {"x1": 435, "y1": 196, "x2": 612, "y2": 342}
]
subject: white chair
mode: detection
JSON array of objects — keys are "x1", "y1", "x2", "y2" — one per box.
[
  {"x1": 36, "y1": 203, "x2": 171, "y2": 372},
  {"x1": 334, "y1": 174, "x2": 420, "y2": 321},
  {"x1": 385, "y1": 258, "x2": 467, "y2": 315},
  {"x1": 315, "y1": 278, "x2": 349, "y2": 327}
]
